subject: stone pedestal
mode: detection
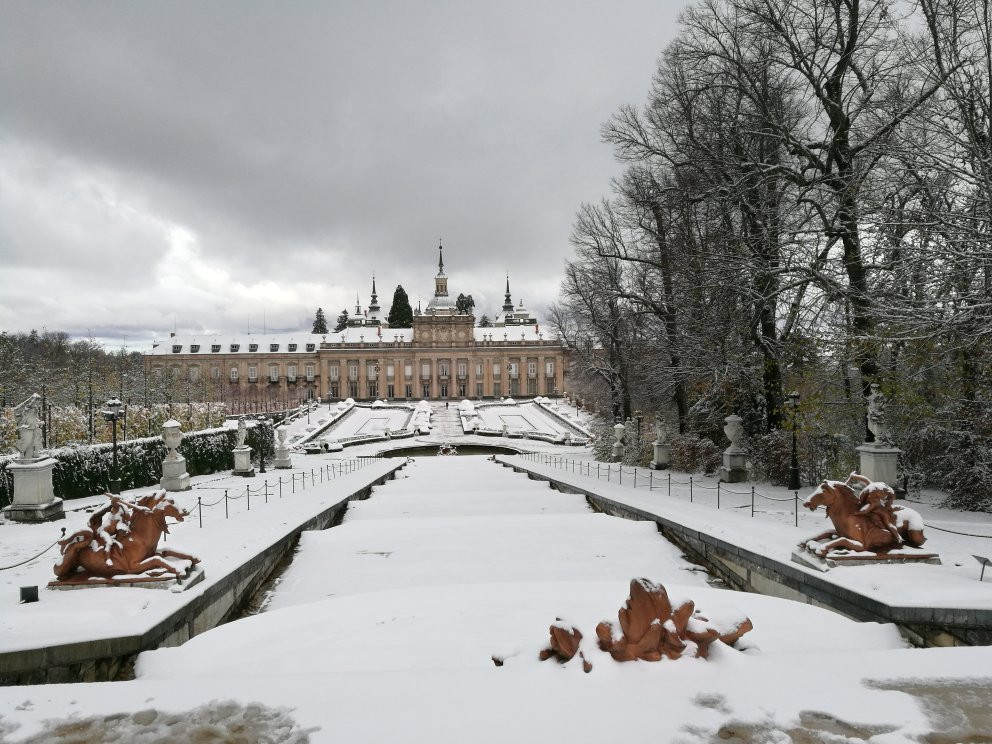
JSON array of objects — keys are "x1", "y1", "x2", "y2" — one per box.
[
  {"x1": 650, "y1": 442, "x2": 671, "y2": 470},
  {"x1": 856, "y1": 443, "x2": 902, "y2": 492},
  {"x1": 160, "y1": 455, "x2": 191, "y2": 491},
  {"x1": 718, "y1": 451, "x2": 747, "y2": 483},
  {"x1": 3, "y1": 458, "x2": 64, "y2": 522},
  {"x1": 273, "y1": 444, "x2": 292, "y2": 469},
  {"x1": 232, "y1": 445, "x2": 255, "y2": 477}
]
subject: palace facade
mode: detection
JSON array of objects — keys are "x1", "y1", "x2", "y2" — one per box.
[{"x1": 145, "y1": 245, "x2": 568, "y2": 402}]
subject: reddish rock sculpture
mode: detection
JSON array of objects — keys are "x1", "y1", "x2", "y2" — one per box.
[
  {"x1": 802, "y1": 473, "x2": 927, "y2": 557},
  {"x1": 539, "y1": 619, "x2": 592, "y2": 672},
  {"x1": 53, "y1": 490, "x2": 199, "y2": 583},
  {"x1": 595, "y1": 578, "x2": 752, "y2": 661}
]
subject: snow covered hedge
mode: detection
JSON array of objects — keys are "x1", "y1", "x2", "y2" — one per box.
[{"x1": 0, "y1": 421, "x2": 274, "y2": 504}]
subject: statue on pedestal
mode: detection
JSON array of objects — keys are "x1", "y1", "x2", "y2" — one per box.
[
  {"x1": 866, "y1": 384, "x2": 891, "y2": 444},
  {"x1": 235, "y1": 416, "x2": 248, "y2": 448},
  {"x1": 13, "y1": 393, "x2": 44, "y2": 461}
]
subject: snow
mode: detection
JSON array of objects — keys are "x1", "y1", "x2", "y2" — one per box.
[{"x1": 3, "y1": 454, "x2": 992, "y2": 741}]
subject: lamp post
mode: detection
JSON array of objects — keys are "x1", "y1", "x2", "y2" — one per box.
[
  {"x1": 635, "y1": 410, "x2": 643, "y2": 438},
  {"x1": 787, "y1": 391, "x2": 801, "y2": 491},
  {"x1": 102, "y1": 397, "x2": 123, "y2": 494}
]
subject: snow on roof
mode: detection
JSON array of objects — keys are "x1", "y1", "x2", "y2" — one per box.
[{"x1": 148, "y1": 325, "x2": 556, "y2": 355}]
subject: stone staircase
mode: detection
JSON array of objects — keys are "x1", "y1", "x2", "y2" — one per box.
[{"x1": 431, "y1": 402, "x2": 464, "y2": 438}]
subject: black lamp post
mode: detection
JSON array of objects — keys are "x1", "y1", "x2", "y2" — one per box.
[
  {"x1": 102, "y1": 397, "x2": 123, "y2": 494},
  {"x1": 787, "y1": 391, "x2": 801, "y2": 491}
]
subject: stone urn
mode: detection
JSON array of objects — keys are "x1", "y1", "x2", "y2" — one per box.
[
  {"x1": 160, "y1": 419, "x2": 191, "y2": 491},
  {"x1": 612, "y1": 422, "x2": 625, "y2": 462},
  {"x1": 650, "y1": 418, "x2": 671, "y2": 470},
  {"x1": 162, "y1": 419, "x2": 182, "y2": 460},
  {"x1": 273, "y1": 424, "x2": 292, "y2": 469},
  {"x1": 719, "y1": 414, "x2": 747, "y2": 483}
]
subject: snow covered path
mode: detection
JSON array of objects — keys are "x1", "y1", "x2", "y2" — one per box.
[{"x1": 2, "y1": 456, "x2": 992, "y2": 742}]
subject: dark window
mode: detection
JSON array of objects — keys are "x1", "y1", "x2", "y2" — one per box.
[
  {"x1": 190, "y1": 344, "x2": 200, "y2": 353},
  {"x1": 230, "y1": 344, "x2": 240, "y2": 352},
  {"x1": 270, "y1": 344, "x2": 279, "y2": 352},
  {"x1": 288, "y1": 343, "x2": 298, "y2": 352},
  {"x1": 211, "y1": 344, "x2": 221, "y2": 353},
  {"x1": 248, "y1": 344, "x2": 258, "y2": 352},
  {"x1": 172, "y1": 345, "x2": 182, "y2": 353},
  {"x1": 305, "y1": 343, "x2": 315, "y2": 352}
]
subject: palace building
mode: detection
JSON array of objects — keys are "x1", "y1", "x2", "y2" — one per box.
[{"x1": 145, "y1": 244, "x2": 568, "y2": 402}]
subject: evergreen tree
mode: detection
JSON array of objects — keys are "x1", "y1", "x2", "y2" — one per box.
[
  {"x1": 455, "y1": 293, "x2": 475, "y2": 315},
  {"x1": 311, "y1": 307, "x2": 329, "y2": 334},
  {"x1": 478, "y1": 314, "x2": 493, "y2": 328},
  {"x1": 333, "y1": 309, "x2": 349, "y2": 333},
  {"x1": 386, "y1": 285, "x2": 414, "y2": 328}
]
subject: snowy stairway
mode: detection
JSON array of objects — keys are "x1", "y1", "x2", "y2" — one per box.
[
  {"x1": 430, "y1": 403, "x2": 464, "y2": 437},
  {"x1": 264, "y1": 456, "x2": 703, "y2": 611}
]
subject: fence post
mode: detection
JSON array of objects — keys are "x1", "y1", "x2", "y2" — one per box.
[
  {"x1": 292, "y1": 474, "x2": 296, "y2": 495},
  {"x1": 751, "y1": 486, "x2": 755, "y2": 518},
  {"x1": 225, "y1": 489, "x2": 229, "y2": 519},
  {"x1": 197, "y1": 496, "x2": 202, "y2": 528},
  {"x1": 247, "y1": 485, "x2": 250, "y2": 511},
  {"x1": 668, "y1": 472, "x2": 671, "y2": 497},
  {"x1": 607, "y1": 466, "x2": 610, "y2": 482},
  {"x1": 689, "y1": 476, "x2": 693, "y2": 503},
  {"x1": 717, "y1": 482, "x2": 720, "y2": 510},
  {"x1": 264, "y1": 481, "x2": 269, "y2": 504},
  {"x1": 633, "y1": 469, "x2": 637, "y2": 489},
  {"x1": 619, "y1": 466, "x2": 622, "y2": 485},
  {"x1": 794, "y1": 491, "x2": 799, "y2": 527},
  {"x1": 649, "y1": 471, "x2": 653, "y2": 490},
  {"x1": 597, "y1": 463, "x2": 601, "y2": 479}
]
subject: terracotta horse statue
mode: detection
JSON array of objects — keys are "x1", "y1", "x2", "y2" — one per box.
[
  {"x1": 801, "y1": 473, "x2": 926, "y2": 557},
  {"x1": 54, "y1": 490, "x2": 199, "y2": 582}
]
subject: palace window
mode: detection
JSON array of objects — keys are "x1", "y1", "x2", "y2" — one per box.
[
  {"x1": 475, "y1": 362, "x2": 483, "y2": 377},
  {"x1": 288, "y1": 365, "x2": 297, "y2": 382},
  {"x1": 422, "y1": 383, "x2": 431, "y2": 398},
  {"x1": 439, "y1": 362, "x2": 449, "y2": 377},
  {"x1": 457, "y1": 362, "x2": 467, "y2": 378},
  {"x1": 189, "y1": 367, "x2": 200, "y2": 382},
  {"x1": 421, "y1": 362, "x2": 431, "y2": 378},
  {"x1": 527, "y1": 379, "x2": 537, "y2": 395},
  {"x1": 248, "y1": 344, "x2": 258, "y2": 352},
  {"x1": 387, "y1": 384, "x2": 395, "y2": 398},
  {"x1": 211, "y1": 344, "x2": 221, "y2": 353},
  {"x1": 230, "y1": 344, "x2": 240, "y2": 352},
  {"x1": 457, "y1": 383, "x2": 466, "y2": 397},
  {"x1": 349, "y1": 364, "x2": 358, "y2": 380},
  {"x1": 305, "y1": 364, "x2": 314, "y2": 381},
  {"x1": 230, "y1": 367, "x2": 239, "y2": 382},
  {"x1": 329, "y1": 383, "x2": 339, "y2": 398},
  {"x1": 528, "y1": 362, "x2": 537, "y2": 378},
  {"x1": 367, "y1": 363, "x2": 378, "y2": 380},
  {"x1": 172, "y1": 345, "x2": 182, "y2": 353},
  {"x1": 492, "y1": 363, "x2": 500, "y2": 377},
  {"x1": 329, "y1": 365, "x2": 339, "y2": 380},
  {"x1": 270, "y1": 344, "x2": 279, "y2": 352},
  {"x1": 349, "y1": 382, "x2": 358, "y2": 397},
  {"x1": 368, "y1": 382, "x2": 378, "y2": 398},
  {"x1": 190, "y1": 344, "x2": 200, "y2": 353},
  {"x1": 545, "y1": 361, "x2": 554, "y2": 377},
  {"x1": 269, "y1": 365, "x2": 279, "y2": 382},
  {"x1": 475, "y1": 382, "x2": 483, "y2": 398},
  {"x1": 305, "y1": 343, "x2": 315, "y2": 352},
  {"x1": 288, "y1": 343, "x2": 298, "y2": 352},
  {"x1": 405, "y1": 363, "x2": 413, "y2": 378},
  {"x1": 386, "y1": 364, "x2": 395, "y2": 379},
  {"x1": 405, "y1": 384, "x2": 413, "y2": 398},
  {"x1": 508, "y1": 363, "x2": 519, "y2": 378},
  {"x1": 247, "y1": 365, "x2": 258, "y2": 382},
  {"x1": 493, "y1": 382, "x2": 502, "y2": 397},
  {"x1": 211, "y1": 366, "x2": 220, "y2": 380}
]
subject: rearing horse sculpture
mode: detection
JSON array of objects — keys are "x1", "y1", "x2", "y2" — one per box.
[
  {"x1": 54, "y1": 490, "x2": 199, "y2": 582},
  {"x1": 801, "y1": 473, "x2": 926, "y2": 557}
]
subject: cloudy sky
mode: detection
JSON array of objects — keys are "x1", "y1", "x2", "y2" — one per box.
[{"x1": 0, "y1": 1, "x2": 683, "y2": 349}]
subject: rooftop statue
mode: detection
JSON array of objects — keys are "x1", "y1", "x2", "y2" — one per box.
[
  {"x1": 800, "y1": 472, "x2": 926, "y2": 557},
  {"x1": 53, "y1": 491, "x2": 199, "y2": 583}
]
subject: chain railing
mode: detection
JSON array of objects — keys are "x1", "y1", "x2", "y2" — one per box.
[
  {"x1": 517, "y1": 452, "x2": 810, "y2": 526},
  {"x1": 178, "y1": 455, "x2": 385, "y2": 529}
]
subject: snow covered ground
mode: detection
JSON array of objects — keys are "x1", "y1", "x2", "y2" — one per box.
[{"x1": 2, "y1": 456, "x2": 990, "y2": 741}]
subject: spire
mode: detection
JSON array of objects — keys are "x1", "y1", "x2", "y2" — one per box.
[
  {"x1": 369, "y1": 275, "x2": 380, "y2": 312},
  {"x1": 433, "y1": 240, "x2": 449, "y2": 297},
  {"x1": 437, "y1": 239, "x2": 445, "y2": 276},
  {"x1": 355, "y1": 292, "x2": 361, "y2": 315},
  {"x1": 503, "y1": 275, "x2": 514, "y2": 313}
]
